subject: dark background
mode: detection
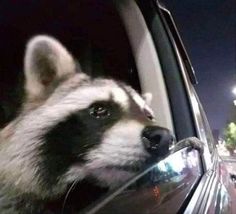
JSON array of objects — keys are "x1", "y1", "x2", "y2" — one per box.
[{"x1": 161, "y1": 0, "x2": 236, "y2": 133}]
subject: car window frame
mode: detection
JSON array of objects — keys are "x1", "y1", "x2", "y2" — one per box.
[
  {"x1": 115, "y1": 0, "x2": 174, "y2": 132},
  {"x1": 134, "y1": 0, "x2": 217, "y2": 212},
  {"x1": 149, "y1": 0, "x2": 214, "y2": 171},
  {"x1": 82, "y1": 0, "x2": 208, "y2": 213},
  {"x1": 136, "y1": 0, "x2": 198, "y2": 142}
]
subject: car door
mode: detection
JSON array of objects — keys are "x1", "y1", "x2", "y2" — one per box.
[
  {"x1": 138, "y1": 1, "x2": 236, "y2": 213},
  {"x1": 80, "y1": 0, "x2": 236, "y2": 213},
  {"x1": 153, "y1": 2, "x2": 236, "y2": 213}
]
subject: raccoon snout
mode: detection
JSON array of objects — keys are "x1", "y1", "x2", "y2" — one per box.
[{"x1": 142, "y1": 126, "x2": 174, "y2": 157}]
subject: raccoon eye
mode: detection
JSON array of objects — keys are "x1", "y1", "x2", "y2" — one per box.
[{"x1": 89, "y1": 104, "x2": 110, "y2": 119}]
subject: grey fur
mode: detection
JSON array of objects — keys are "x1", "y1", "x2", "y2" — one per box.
[{"x1": 0, "y1": 35, "x2": 152, "y2": 213}]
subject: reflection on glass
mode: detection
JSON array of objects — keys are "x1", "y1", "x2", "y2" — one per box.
[{"x1": 94, "y1": 148, "x2": 202, "y2": 214}]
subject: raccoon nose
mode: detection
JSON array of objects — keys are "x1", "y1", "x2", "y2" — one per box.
[{"x1": 142, "y1": 126, "x2": 174, "y2": 156}]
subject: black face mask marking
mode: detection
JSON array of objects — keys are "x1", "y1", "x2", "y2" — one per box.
[
  {"x1": 89, "y1": 102, "x2": 111, "y2": 119},
  {"x1": 39, "y1": 101, "x2": 123, "y2": 187}
]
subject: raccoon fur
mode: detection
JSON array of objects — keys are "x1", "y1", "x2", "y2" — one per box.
[{"x1": 0, "y1": 35, "x2": 158, "y2": 213}]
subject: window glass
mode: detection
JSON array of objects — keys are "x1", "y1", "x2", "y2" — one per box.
[
  {"x1": 192, "y1": 89, "x2": 215, "y2": 153},
  {"x1": 87, "y1": 148, "x2": 202, "y2": 214},
  {"x1": 198, "y1": 102, "x2": 215, "y2": 151}
]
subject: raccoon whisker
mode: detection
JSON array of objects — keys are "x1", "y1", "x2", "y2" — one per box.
[
  {"x1": 77, "y1": 152, "x2": 87, "y2": 158},
  {"x1": 61, "y1": 179, "x2": 80, "y2": 214},
  {"x1": 82, "y1": 144, "x2": 91, "y2": 148}
]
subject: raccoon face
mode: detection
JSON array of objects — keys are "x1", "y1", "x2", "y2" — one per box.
[{"x1": 0, "y1": 35, "x2": 156, "y2": 198}]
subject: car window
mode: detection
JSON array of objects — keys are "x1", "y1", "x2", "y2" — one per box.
[
  {"x1": 197, "y1": 96, "x2": 215, "y2": 152},
  {"x1": 136, "y1": 0, "x2": 197, "y2": 140},
  {"x1": 153, "y1": 2, "x2": 215, "y2": 155},
  {"x1": 190, "y1": 89, "x2": 215, "y2": 154},
  {"x1": 85, "y1": 147, "x2": 203, "y2": 214}
]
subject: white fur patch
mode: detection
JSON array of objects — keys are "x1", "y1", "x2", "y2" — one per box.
[
  {"x1": 84, "y1": 120, "x2": 149, "y2": 188},
  {"x1": 62, "y1": 120, "x2": 149, "y2": 188},
  {"x1": 111, "y1": 87, "x2": 129, "y2": 109},
  {"x1": 63, "y1": 119, "x2": 149, "y2": 187}
]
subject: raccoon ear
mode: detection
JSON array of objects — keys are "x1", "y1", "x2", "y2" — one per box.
[
  {"x1": 142, "y1": 92, "x2": 152, "y2": 106},
  {"x1": 24, "y1": 35, "x2": 77, "y2": 99}
]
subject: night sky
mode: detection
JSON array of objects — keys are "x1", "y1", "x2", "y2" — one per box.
[{"x1": 161, "y1": 0, "x2": 236, "y2": 132}]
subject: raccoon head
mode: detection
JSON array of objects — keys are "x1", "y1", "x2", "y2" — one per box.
[{"x1": 0, "y1": 35, "x2": 159, "y2": 199}]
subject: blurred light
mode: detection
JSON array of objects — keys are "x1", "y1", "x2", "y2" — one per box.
[
  {"x1": 158, "y1": 161, "x2": 167, "y2": 172},
  {"x1": 234, "y1": 100, "x2": 236, "y2": 106},
  {"x1": 168, "y1": 152, "x2": 185, "y2": 173},
  {"x1": 233, "y1": 87, "x2": 236, "y2": 96}
]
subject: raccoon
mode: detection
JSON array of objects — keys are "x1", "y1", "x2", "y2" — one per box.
[{"x1": 0, "y1": 35, "x2": 167, "y2": 213}]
